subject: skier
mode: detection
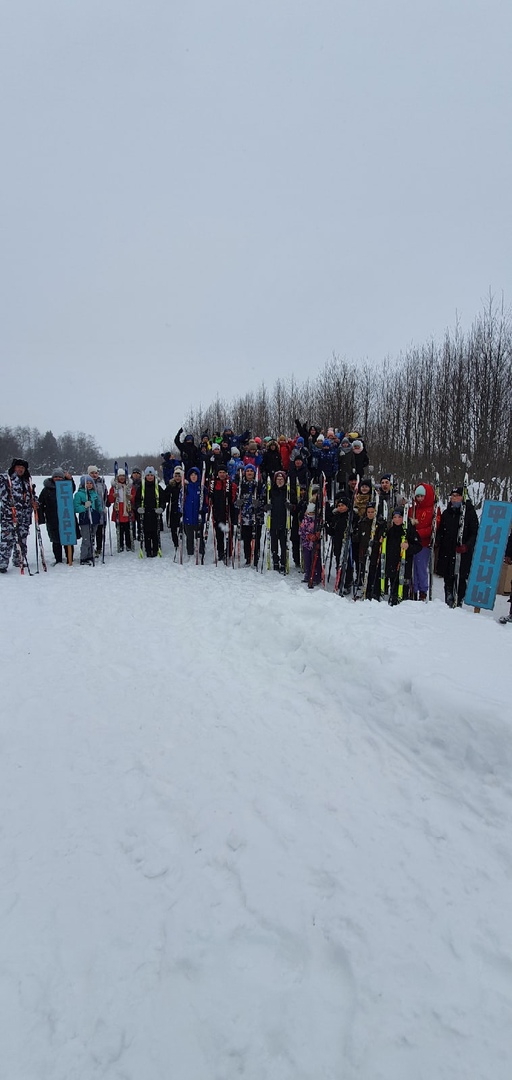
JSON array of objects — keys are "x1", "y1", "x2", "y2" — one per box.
[
  {"x1": 182, "y1": 467, "x2": 205, "y2": 558},
  {"x1": 174, "y1": 428, "x2": 202, "y2": 471},
  {"x1": 107, "y1": 468, "x2": 133, "y2": 551},
  {"x1": 408, "y1": 483, "x2": 440, "y2": 600},
  {"x1": 437, "y1": 487, "x2": 479, "y2": 606},
  {"x1": 73, "y1": 476, "x2": 101, "y2": 564},
  {"x1": 353, "y1": 501, "x2": 386, "y2": 599},
  {"x1": 38, "y1": 467, "x2": 76, "y2": 565},
  {"x1": 87, "y1": 466, "x2": 108, "y2": 556},
  {"x1": 299, "y1": 499, "x2": 322, "y2": 586},
  {"x1": 164, "y1": 466, "x2": 184, "y2": 552},
  {"x1": 325, "y1": 490, "x2": 354, "y2": 592},
  {"x1": 0, "y1": 458, "x2": 34, "y2": 573},
  {"x1": 268, "y1": 470, "x2": 289, "y2": 573},
  {"x1": 133, "y1": 467, "x2": 167, "y2": 557},
  {"x1": 235, "y1": 463, "x2": 264, "y2": 566},
  {"x1": 384, "y1": 506, "x2": 422, "y2": 604},
  {"x1": 210, "y1": 464, "x2": 234, "y2": 563}
]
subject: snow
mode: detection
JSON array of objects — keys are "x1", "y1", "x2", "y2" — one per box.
[{"x1": 2, "y1": 494, "x2": 512, "y2": 1079}]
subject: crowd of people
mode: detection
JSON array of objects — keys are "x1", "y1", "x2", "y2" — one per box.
[{"x1": 1, "y1": 421, "x2": 510, "y2": 607}]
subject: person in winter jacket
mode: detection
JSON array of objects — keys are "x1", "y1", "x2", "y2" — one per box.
[
  {"x1": 277, "y1": 435, "x2": 295, "y2": 473},
  {"x1": 38, "y1": 467, "x2": 76, "y2": 564},
  {"x1": 242, "y1": 440, "x2": 263, "y2": 470},
  {"x1": 289, "y1": 458, "x2": 310, "y2": 567},
  {"x1": 130, "y1": 468, "x2": 142, "y2": 540},
  {"x1": 234, "y1": 463, "x2": 264, "y2": 566},
  {"x1": 174, "y1": 428, "x2": 202, "y2": 471},
  {"x1": 182, "y1": 467, "x2": 206, "y2": 558},
  {"x1": 299, "y1": 500, "x2": 322, "y2": 586},
  {"x1": 107, "y1": 469, "x2": 133, "y2": 551},
  {"x1": 384, "y1": 506, "x2": 422, "y2": 604},
  {"x1": 352, "y1": 501, "x2": 386, "y2": 598},
  {"x1": 295, "y1": 419, "x2": 321, "y2": 448},
  {"x1": 227, "y1": 447, "x2": 243, "y2": 485},
  {"x1": 261, "y1": 439, "x2": 282, "y2": 481},
  {"x1": 133, "y1": 467, "x2": 167, "y2": 557},
  {"x1": 0, "y1": 458, "x2": 34, "y2": 573},
  {"x1": 209, "y1": 464, "x2": 234, "y2": 563},
  {"x1": 74, "y1": 476, "x2": 102, "y2": 563},
  {"x1": 436, "y1": 487, "x2": 479, "y2": 606},
  {"x1": 164, "y1": 466, "x2": 184, "y2": 550},
  {"x1": 408, "y1": 483, "x2": 440, "y2": 600},
  {"x1": 87, "y1": 465, "x2": 108, "y2": 556},
  {"x1": 350, "y1": 438, "x2": 369, "y2": 477},
  {"x1": 325, "y1": 490, "x2": 354, "y2": 590},
  {"x1": 267, "y1": 470, "x2": 289, "y2": 573},
  {"x1": 161, "y1": 451, "x2": 182, "y2": 485}
]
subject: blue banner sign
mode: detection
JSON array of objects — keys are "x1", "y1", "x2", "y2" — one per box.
[
  {"x1": 464, "y1": 500, "x2": 512, "y2": 610},
  {"x1": 55, "y1": 480, "x2": 77, "y2": 546}
]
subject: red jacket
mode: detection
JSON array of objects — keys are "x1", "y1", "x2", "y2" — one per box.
[
  {"x1": 408, "y1": 483, "x2": 440, "y2": 547},
  {"x1": 278, "y1": 439, "x2": 296, "y2": 472}
]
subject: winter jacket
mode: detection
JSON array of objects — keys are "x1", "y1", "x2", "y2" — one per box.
[
  {"x1": 74, "y1": 486, "x2": 102, "y2": 524},
  {"x1": 182, "y1": 469, "x2": 205, "y2": 527},
  {"x1": 407, "y1": 483, "x2": 440, "y2": 547},
  {"x1": 436, "y1": 500, "x2": 479, "y2": 578},
  {"x1": 174, "y1": 429, "x2": 202, "y2": 470},
  {"x1": 261, "y1": 445, "x2": 282, "y2": 479},
  {"x1": 268, "y1": 481, "x2": 288, "y2": 532},
  {"x1": 108, "y1": 481, "x2": 133, "y2": 523},
  {"x1": 385, "y1": 520, "x2": 422, "y2": 582},
  {"x1": 0, "y1": 471, "x2": 33, "y2": 531}
]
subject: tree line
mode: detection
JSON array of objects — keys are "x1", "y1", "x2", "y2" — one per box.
[
  {"x1": 181, "y1": 296, "x2": 512, "y2": 501},
  {"x1": 0, "y1": 426, "x2": 165, "y2": 477}
]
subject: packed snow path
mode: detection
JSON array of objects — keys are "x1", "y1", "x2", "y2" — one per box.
[{"x1": 2, "y1": 555, "x2": 512, "y2": 1080}]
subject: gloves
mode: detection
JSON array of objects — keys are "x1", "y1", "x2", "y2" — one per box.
[
  {"x1": 84, "y1": 500, "x2": 91, "y2": 509},
  {"x1": 137, "y1": 507, "x2": 145, "y2": 515},
  {"x1": 155, "y1": 507, "x2": 163, "y2": 516},
  {"x1": 456, "y1": 544, "x2": 468, "y2": 554}
]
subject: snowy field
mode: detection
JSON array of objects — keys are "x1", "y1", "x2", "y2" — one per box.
[{"x1": 2, "y1": 497, "x2": 512, "y2": 1080}]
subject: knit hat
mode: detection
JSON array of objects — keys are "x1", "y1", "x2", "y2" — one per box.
[
  {"x1": 274, "y1": 470, "x2": 286, "y2": 482},
  {"x1": 296, "y1": 436, "x2": 305, "y2": 446},
  {"x1": 254, "y1": 437, "x2": 261, "y2": 445},
  {"x1": 359, "y1": 477, "x2": 372, "y2": 491},
  {"x1": 316, "y1": 435, "x2": 325, "y2": 444},
  {"x1": 230, "y1": 447, "x2": 240, "y2": 457},
  {"x1": 52, "y1": 467, "x2": 65, "y2": 478},
  {"x1": 10, "y1": 458, "x2": 29, "y2": 472},
  {"x1": 306, "y1": 502, "x2": 316, "y2": 513},
  {"x1": 88, "y1": 465, "x2": 99, "y2": 474},
  {"x1": 327, "y1": 428, "x2": 335, "y2": 437},
  {"x1": 277, "y1": 435, "x2": 286, "y2": 443},
  {"x1": 80, "y1": 474, "x2": 92, "y2": 486},
  {"x1": 450, "y1": 487, "x2": 464, "y2": 496},
  {"x1": 173, "y1": 466, "x2": 183, "y2": 476},
  {"x1": 117, "y1": 468, "x2": 126, "y2": 477},
  {"x1": 380, "y1": 473, "x2": 391, "y2": 481},
  {"x1": 323, "y1": 438, "x2": 331, "y2": 447},
  {"x1": 414, "y1": 485, "x2": 426, "y2": 496},
  {"x1": 351, "y1": 440, "x2": 363, "y2": 451},
  {"x1": 132, "y1": 468, "x2": 141, "y2": 475},
  {"x1": 335, "y1": 491, "x2": 351, "y2": 507},
  {"x1": 144, "y1": 466, "x2": 156, "y2": 477},
  {"x1": 212, "y1": 443, "x2": 221, "y2": 453},
  {"x1": 392, "y1": 505, "x2": 404, "y2": 517}
]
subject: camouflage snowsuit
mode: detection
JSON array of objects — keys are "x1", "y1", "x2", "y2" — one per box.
[{"x1": 0, "y1": 472, "x2": 33, "y2": 569}]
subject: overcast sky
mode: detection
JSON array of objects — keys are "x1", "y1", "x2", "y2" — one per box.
[{"x1": 1, "y1": 0, "x2": 511, "y2": 456}]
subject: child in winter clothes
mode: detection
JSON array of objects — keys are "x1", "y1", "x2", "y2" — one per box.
[
  {"x1": 182, "y1": 467, "x2": 205, "y2": 557},
  {"x1": 108, "y1": 469, "x2": 133, "y2": 551},
  {"x1": 74, "y1": 476, "x2": 101, "y2": 564},
  {"x1": 299, "y1": 501, "x2": 322, "y2": 586},
  {"x1": 384, "y1": 506, "x2": 422, "y2": 604}
]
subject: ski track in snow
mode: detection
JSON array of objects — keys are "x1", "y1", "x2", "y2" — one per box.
[{"x1": 1, "y1": 525, "x2": 512, "y2": 1080}]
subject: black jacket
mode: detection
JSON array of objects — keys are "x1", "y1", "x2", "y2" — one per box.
[{"x1": 437, "y1": 500, "x2": 479, "y2": 577}]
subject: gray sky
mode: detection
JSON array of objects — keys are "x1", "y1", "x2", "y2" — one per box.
[{"x1": 1, "y1": 0, "x2": 511, "y2": 456}]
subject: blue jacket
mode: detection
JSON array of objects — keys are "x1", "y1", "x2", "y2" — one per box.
[
  {"x1": 182, "y1": 469, "x2": 204, "y2": 526},
  {"x1": 73, "y1": 485, "x2": 102, "y2": 524}
]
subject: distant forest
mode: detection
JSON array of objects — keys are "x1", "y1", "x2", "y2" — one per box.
[
  {"x1": 182, "y1": 297, "x2": 512, "y2": 500},
  {"x1": 0, "y1": 428, "x2": 163, "y2": 477}
]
